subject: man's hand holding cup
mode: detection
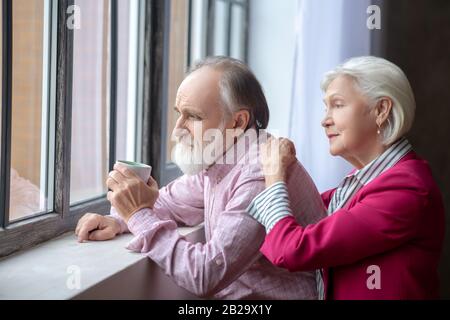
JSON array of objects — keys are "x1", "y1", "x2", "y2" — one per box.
[{"x1": 107, "y1": 161, "x2": 158, "y2": 222}]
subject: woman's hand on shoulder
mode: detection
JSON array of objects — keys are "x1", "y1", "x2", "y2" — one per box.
[{"x1": 259, "y1": 137, "x2": 297, "y2": 187}]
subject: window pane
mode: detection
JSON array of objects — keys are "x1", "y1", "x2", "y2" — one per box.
[
  {"x1": 230, "y1": 3, "x2": 246, "y2": 60},
  {"x1": 9, "y1": 0, "x2": 52, "y2": 222},
  {"x1": 189, "y1": 0, "x2": 208, "y2": 66},
  {"x1": 70, "y1": 0, "x2": 110, "y2": 204},
  {"x1": 166, "y1": 0, "x2": 189, "y2": 163},
  {"x1": 116, "y1": 0, "x2": 139, "y2": 163},
  {"x1": 0, "y1": 2, "x2": 2, "y2": 174},
  {"x1": 213, "y1": 0, "x2": 230, "y2": 56}
]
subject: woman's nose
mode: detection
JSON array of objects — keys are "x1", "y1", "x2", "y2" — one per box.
[{"x1": 321, "y1": 114, "x2": 333, "y2": 128}]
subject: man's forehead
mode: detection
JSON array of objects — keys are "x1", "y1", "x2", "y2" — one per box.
[
  {"x1": 176, "y1": 68, "x2": 222, "y2": 107},
  {"x1": 175, "y1": 90, "x2": 190, "y2": 105}
]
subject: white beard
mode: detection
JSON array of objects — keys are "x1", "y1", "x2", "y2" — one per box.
[
  {"x1": 172, "y1": 139, "x2": 207, "y2": 175},
  {"x1": 172, "y1": 125, "x2": 230, "y2": 176}
]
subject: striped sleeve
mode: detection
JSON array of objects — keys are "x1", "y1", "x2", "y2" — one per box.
[{"x1": 247, "y1": 181, "x2": 293, "y2": 232}]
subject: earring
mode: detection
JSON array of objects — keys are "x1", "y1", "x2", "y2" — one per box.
[{"x1": 377, "y1": 122, "x2": 381, "y2": 135}]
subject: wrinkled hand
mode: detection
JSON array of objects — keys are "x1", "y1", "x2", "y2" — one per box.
[
  {"x1": 75, "y1": 213, "x2": 120, "y2": 242},
  {"x1": 106, "y1": 163, "x2": 159, "y2": 222},
  {"x1": 260, "y1": 137, "x2": 297, "y2": 187}
]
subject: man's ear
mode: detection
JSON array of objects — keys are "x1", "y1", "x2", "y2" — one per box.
[{"x1": 233, "y1": 109, "x2": 250, "y2": 130}]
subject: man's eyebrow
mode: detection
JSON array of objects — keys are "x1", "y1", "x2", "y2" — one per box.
[{"x1": 174, "y1": 106, "x2": 205, "y2": 117}]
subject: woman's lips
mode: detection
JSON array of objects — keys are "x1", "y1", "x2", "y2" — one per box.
[{"x1": 327, "y1": 134, "x2": 339, "y2": 139}]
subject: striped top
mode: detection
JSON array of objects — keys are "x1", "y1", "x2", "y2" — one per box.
[
  {"x1": 247, "y1": 137, "x2": 412, "y2": 232},
  {"x1": 327, "y1": 137, "x2": 412, "y2": 215},
  {"x1": 246, "y1": 181, "x2": 293, "y2": 232}
]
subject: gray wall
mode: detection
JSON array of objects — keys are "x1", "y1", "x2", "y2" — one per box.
[{"x1": 380, "y1": 0, "x2": 450, "y2": 298}]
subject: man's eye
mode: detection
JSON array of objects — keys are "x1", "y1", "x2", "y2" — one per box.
[{"x1": 189, "y1": 115, "x2": 202, "y2": 121}]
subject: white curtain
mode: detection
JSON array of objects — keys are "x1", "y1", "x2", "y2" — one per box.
[{"x1": 289, "y1": 0, "x2": 372, "y2": 192}]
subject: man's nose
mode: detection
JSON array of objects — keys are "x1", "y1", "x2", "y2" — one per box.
[
  {"x1": 174, "y1": 116, "x2": 186, "y2": 130},
  {"x1": 172, "y1": 117, "x2": 184, "y2": 139},
  {"x1": 172, "y1": 117, "x2": 192, "y2": 139}
]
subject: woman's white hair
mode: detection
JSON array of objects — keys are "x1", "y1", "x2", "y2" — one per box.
[{"x1": 321, "y1": 56, "x2": 416, "y2": 145}]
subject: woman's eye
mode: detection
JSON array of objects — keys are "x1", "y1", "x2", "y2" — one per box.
[{"x1": 335, "y1": 104, "x2": 344, "y2": 108}]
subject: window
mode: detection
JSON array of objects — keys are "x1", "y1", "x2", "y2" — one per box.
[
  {"x1": 0, "y1": 0, "x2": 248, "y2": 258},
  {"x1": 70, "y1": 0, "x2": 142, "y2": 205},
  {"x1": 70, "y1": 0, "x2": 110, "y2": 204},
  {"x1": 165, "y1": 0, "x2": 189, "y2": 171},
  {"x1": 0, "y1": 1, "x2": 4, "y2": 227},
  {"x1": 0, "y1": 0, "x2": 145, "y2": 258},
  {"x1": 115, "y1": 0, "x2": 142, "y2": 164},
  {"x1": 8, "y1": 0, "x2": 55, "y2": 222},
  {"x1": 189, "y1": 0, "x2": 248, "y2": 64}
]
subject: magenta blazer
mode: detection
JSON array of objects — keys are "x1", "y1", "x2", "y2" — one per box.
[{"x1": 260, "y1": 151, "x2": 445, "y2": 299}]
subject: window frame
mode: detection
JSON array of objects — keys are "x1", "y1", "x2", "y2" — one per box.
[
  {"x1": 0, "y1": 0, "x2": 13, "y2": 231},
  {"x1": 141, "y1": 0, "x2": 173, "y2": 185}
]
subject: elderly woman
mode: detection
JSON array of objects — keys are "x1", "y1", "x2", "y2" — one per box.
[{"x1": 247, "y1": 56, "x2": 445, "y2": 299}]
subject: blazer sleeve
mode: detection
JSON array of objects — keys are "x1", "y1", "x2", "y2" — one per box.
[
  {"x1": 260, "y1": 170, "x2": 428, "y2": 272},
  {"x1": 321, "y1": 188, "x2": 336, "y2": 209}
]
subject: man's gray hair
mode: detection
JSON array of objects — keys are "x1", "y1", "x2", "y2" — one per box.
[
  {"x1": 321, "y1": 56, "x2": 416, "y2": 145},
  {"x1": 188, "y1": 56, "x2": 270, "y2": 130}
]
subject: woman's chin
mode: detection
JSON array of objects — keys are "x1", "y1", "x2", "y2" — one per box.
[{"x1": 329, "y1": 145, "x2": 342, "y2": 156}]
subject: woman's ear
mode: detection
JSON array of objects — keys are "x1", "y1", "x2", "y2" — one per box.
[
  {"x1": 376, "y1": 97, "x2": 393, "y2": 124},
  {"x1": 233, "y1": 110, "x2": 250, "y2": 130}
]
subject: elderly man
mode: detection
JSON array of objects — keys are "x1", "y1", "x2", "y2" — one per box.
[{"x1": 75, "y1": 56, "x2": 326, "y2": 299}]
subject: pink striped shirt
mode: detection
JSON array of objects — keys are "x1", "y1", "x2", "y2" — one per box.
[{"x1": 111, "y1": 131, "x2": 327, "y2": 299}]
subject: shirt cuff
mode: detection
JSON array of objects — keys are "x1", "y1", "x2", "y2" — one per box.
[
  {"x1": 127, "y1": 208, "x2": 162, "y2": 235},
  {"x1": 247, "y1": 181, "x2": 293, "y2": 232},
  {"x1": 109, "y1": 206, "x2": 129, "y2": 234}
]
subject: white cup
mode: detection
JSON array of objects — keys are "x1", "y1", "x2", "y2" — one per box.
[{"x1": 115, "y1": 160, "x2": 152, "y2": 183}]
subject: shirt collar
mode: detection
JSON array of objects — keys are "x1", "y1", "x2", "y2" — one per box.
[{"x1": 350, "y1": 137, "x2": 412, "y2": 186}]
